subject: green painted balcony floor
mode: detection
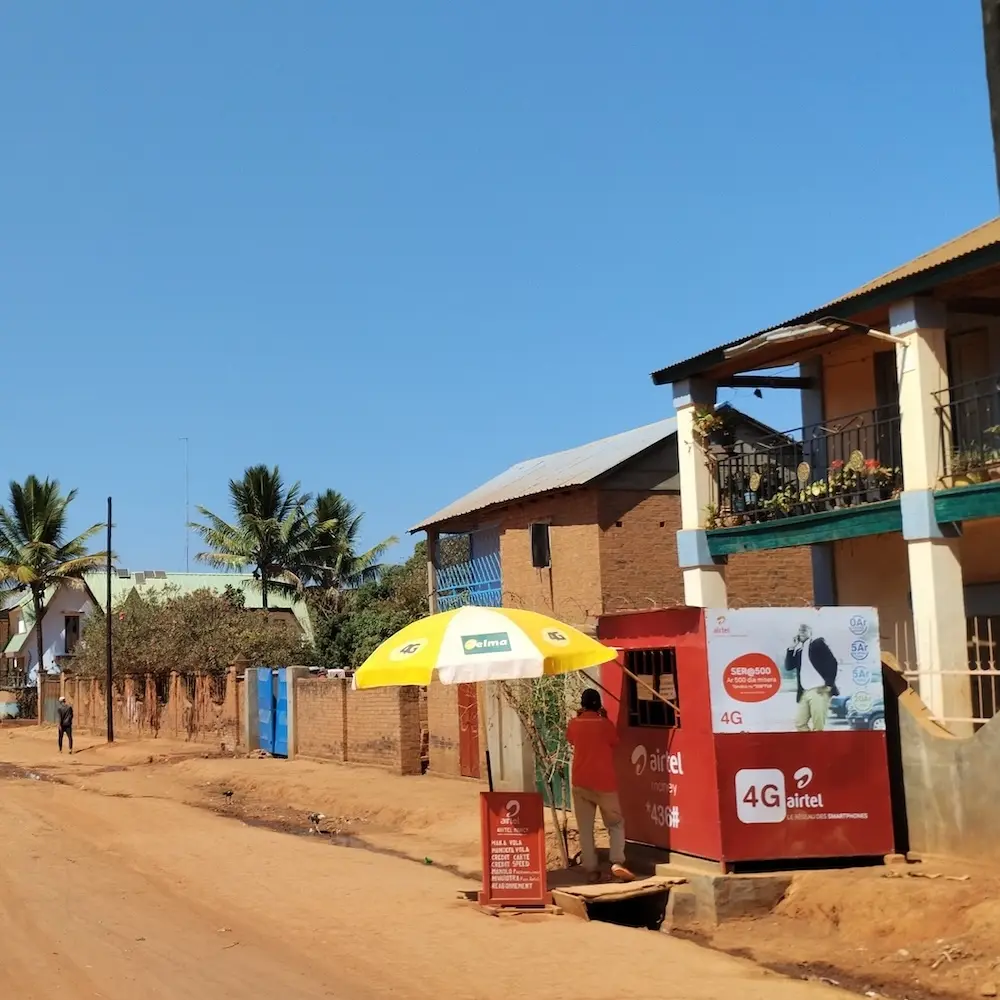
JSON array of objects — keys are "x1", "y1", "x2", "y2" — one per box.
[{"x1": 706, "y1": 480, "x2": 1000, "y2": 554}]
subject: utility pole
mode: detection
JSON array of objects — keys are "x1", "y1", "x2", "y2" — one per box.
[
  {"x1": 106, "y1": 497, "x2": 114, "y2": 743},
  {"x1": 983, "y1": 0, "x2": 1000, "y2": 199},
  {"x1": 181, "y1": 437, "x2": 190, "y2": 571}
]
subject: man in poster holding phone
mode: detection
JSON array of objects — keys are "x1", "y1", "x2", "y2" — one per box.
[{"x1": 785, "y1": 624, "x2": 839, "y2": 732}]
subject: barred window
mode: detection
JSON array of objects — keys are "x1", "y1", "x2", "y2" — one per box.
[{"x1": 626, "y1": 648, "x2": 679, "y2": 729}]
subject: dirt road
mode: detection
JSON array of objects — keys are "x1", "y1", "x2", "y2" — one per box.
[{"x1": 0, "y1": 771, "x2": 851, "y2": 1000}]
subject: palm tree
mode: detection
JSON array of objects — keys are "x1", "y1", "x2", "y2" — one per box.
[
  {"x1": 191, "y1": 465, "x2": 317, "y2": 609},
  {"x1": 304, "y1": 489, "x2": 397, "y2": 589},
  {"x1": 0, "y1": 476, "x2": 107, "y2": 715}
]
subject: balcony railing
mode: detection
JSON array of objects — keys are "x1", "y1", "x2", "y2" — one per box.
[
  {"x1": 435, "y1": 551, "x2": 502, "y2": 610},
  {"x1": 711, "y1": 405, "x2": 903, "y2": 527},
  {"x1": 934, "y1": 374, "x2": 1000, "y2": 485}
]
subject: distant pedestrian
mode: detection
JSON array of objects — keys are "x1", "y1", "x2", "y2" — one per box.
[
  {"x1": 566, "y1": 688, "x2": 634, "y2": 883},
  {"x1": 57, "y1": 696, "x2": 73, "y2": 753}
]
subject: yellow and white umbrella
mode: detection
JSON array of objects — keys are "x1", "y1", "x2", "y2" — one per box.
[{"x1": 353, "y1": 606, "x2": 616, "y2": 689}]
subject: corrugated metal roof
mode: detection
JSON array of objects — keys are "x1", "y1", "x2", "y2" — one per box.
[
  {"x1": 411, "y1": 417, "x2": 677, "y2": 532},
  {"x1": 83, "y1": 571, "x2": 314, "y2": 640},
  {"x1": 651, "y1": 216, "x2": 1000, "y2": 386},
  {"x1": 1, "y1": 572, "x2": 314, "y2": 656}
]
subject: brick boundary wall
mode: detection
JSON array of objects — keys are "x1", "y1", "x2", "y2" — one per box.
[
  {"x1": 425, "y1": 682, "x2": 488, "y2": 780},
  {"x1": 294, "y1": 678, "x2": 422, "y2": 776},
  {"x1": 60, "y1": 669, "x2": 243, "y2": 747}
]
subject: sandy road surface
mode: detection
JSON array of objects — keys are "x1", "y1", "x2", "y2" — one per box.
[{"x1": 0, "y1": 775, "x2": 852, "y2": 1000}]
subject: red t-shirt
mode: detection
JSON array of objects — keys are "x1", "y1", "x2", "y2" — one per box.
[{"x1": 566, "y1": 711, "x2": 619, "y2": 793}]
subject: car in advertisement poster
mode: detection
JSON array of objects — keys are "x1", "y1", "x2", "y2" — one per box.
[{"x1": 847, "y1": 696, "x2": 886, "y2": 731}]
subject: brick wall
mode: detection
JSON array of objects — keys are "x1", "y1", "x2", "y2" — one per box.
[
  {"x1": 61, "y1": 669, "x2": 243, "y2": 747},
  {"x1": 499, "y1": 491, "x2": 602, "y2": 629},
  {"x1": 427, "y1": 683, "x2": 461, "y2": 775},
  {"x1": 598, "y1": 492, "x2": 684, "y2": 611},
  {"x1": 426, "y1": 683, "x2": 488, "y2": 780},
  {"x1": 295, "y1": 677, "x2": 346, "y2": 760},
  {"x1": 341, "y1": 683, "x2": 423, "y2": 775},
  {"x1": 727, "y1": 548, "x2": 814, "y2": 607},
  {"x1": 598, "y1": 489, "x2": 814, "y2": 614}
]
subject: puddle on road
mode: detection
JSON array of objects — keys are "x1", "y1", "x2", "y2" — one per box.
[
  {"x1": 0, "y1": 763, "x2": 57, "y2": 782},
  {"x1": 238, "y1": 815, "x2": 477, "y2": 881}
]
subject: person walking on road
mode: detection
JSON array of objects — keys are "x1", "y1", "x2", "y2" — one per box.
[
  {"x1": 566, "y1": 688, "x2": 634, "y2": 883},
  {"x1": 57, "y1": 696, "x2": 73, "y2": 753}
]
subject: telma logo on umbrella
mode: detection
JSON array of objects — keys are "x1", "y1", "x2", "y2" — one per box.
[{"x1": 461, "y1": 632, "x2": 512, "y2": 655}]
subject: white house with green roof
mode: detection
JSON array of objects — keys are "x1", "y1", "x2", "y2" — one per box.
[{"x1": 1, "y1": 570, "x2": 314, "y2": 683}]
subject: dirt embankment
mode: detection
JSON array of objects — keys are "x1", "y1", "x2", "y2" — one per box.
[{"x1": 686, "y1": 860, "x2": 1000, "y2": 1000}]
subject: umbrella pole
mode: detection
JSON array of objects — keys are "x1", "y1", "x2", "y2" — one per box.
[{"x1": 486, "y1": 749, "x2": 494, "y2": 792}]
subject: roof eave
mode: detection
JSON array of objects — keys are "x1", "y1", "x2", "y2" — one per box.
[{"x1": 649, "y1": 239, "x2": 1000, "y2": 387}]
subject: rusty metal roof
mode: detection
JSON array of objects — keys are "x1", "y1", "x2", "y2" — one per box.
[
  {"x1": 651, "y1": 216, "x2": 1000, "y2": 386},
  {"x1": 410, "y1": 417, "x2": 677, "y2": 533}
]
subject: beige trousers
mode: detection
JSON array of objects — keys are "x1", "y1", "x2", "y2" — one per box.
[
  {"x1": 795, "y1": 685, "x2": 832, "y2": 732},
  {"x1": 572, "y1": 787, "x2": 625, "y2": 873}
]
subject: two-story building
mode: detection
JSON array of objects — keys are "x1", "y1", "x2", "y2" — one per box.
[{"x1": 651, "y1": 216, "x2": 1000, "y2": 735}]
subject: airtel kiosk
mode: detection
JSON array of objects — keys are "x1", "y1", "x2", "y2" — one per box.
[{"x1": 598, "y1": 605, "x2": 897, "y2": 869}]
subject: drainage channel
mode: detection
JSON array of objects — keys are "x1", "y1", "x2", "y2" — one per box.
[{"x1": 236, "y1": 814, "x2": 479, "y2": 881}]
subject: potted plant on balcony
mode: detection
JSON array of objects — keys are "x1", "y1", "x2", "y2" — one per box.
[
  {"x1": 692, "y1": 406, "x2": 736, "y2": 450},
  {"x1": 950, "y1": 446, "x2": 990, "y2": 487},
  {"x1": 808, "y1": 478, "x2": 830, "y2": 511}
]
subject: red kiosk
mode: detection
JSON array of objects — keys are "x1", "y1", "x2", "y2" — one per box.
[{"x1": 598, "y1": 606, "x2": 895, "y2": 868}]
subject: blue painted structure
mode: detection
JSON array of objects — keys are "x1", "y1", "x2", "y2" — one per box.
[
  {"x1": 256, "y1": 668, "x2": 289, "y2": 757},
  {"x1": 274, "y1": 670, "x2": 289, "y2": 758},
  {"x1": 435, "y1": 551, "x2": 502, "y2": 610}
]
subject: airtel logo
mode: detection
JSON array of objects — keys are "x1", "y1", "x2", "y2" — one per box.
[
  {"x1": 505, "y1": 800, "x2": 521, "y2": 820},
  {"x1": 631, "y1": 745, "x2": 684, "y2": 776},
  {"x1": 793, "y1": 767, "x2": 813, "y2": 789}
]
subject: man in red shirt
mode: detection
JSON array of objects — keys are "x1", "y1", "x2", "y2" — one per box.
[{"x1": 566, "y1": 688, "x2": 634, "y2": 882}]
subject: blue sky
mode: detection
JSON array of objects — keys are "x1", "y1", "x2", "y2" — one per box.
[{"x1": 1, "y1": 2, "x2": 995, "y2": 568}]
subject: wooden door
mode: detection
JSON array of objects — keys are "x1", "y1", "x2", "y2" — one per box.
[{"x1": 457, "y1": 683, "x2": 481, "y2": 779}]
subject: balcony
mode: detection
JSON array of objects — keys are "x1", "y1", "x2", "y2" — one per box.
[
  {"x1": 935, "y1": 374, "x2": 1000, "y2": 486},
  {"x1": 710, "y1": 405, "x2": 904, "y2": 529},
  {"x1": 435, "y1": 551, "x2": 502, "y2": 611}
]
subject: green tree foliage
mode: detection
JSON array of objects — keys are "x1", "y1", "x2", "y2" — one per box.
[
  {"x1": 190, "y1": 465, "x2": 325, "y2": 609},
  {"x1": 0, "y1": 476, "x2": 107, "y2": 700},
  {"x1": 74, "y1": 586, "x2": 315, "y2": 679},
  {"x1": 304, "y1": 489, "x2": 398, "y2": 588},
  {"x1": 312, "y1": 542, "x2": 427, "y2": 670}
]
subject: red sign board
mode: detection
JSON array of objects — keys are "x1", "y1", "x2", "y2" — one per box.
[
  {"x1": 479, "y1": 791, "x2": 548, "y2": 908},
  {"x1": 715, "y1": 731, "x2": 894, "y2": 861},
  {"x1": 613, "y1": 726, "x2": 722, "y2": 859}
]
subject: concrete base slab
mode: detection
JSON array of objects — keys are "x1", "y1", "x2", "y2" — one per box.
[{"x1": 655, "y1": 862, "x2": 791, "y2": 927}]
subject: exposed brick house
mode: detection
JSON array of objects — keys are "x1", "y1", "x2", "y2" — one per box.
[
  {"x1": 409, "y1": 411, "x2": 814, "y2": 788},
  {"x1": 412, "y1": 409, "x2": 814, "y2": 632}
]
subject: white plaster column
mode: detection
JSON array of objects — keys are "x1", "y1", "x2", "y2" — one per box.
[
  {"x1": 673, "y1": 378, "x2": 728, "y2": 608},
  {"x1": 892, "y1": 297, "x2": 972, "y2": 730}
]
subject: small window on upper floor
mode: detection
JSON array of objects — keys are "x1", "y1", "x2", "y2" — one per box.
[
  {"x1": 64, "y1": 615, "x2": 81, "y2": 655},
  {"x1": 530, "y1": 523, "x2": 551, "y2": 569}
]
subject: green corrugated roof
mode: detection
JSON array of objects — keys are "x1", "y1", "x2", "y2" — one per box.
[{"x1": 82, "y1": 571, "x2": 314, "y2": 641}]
